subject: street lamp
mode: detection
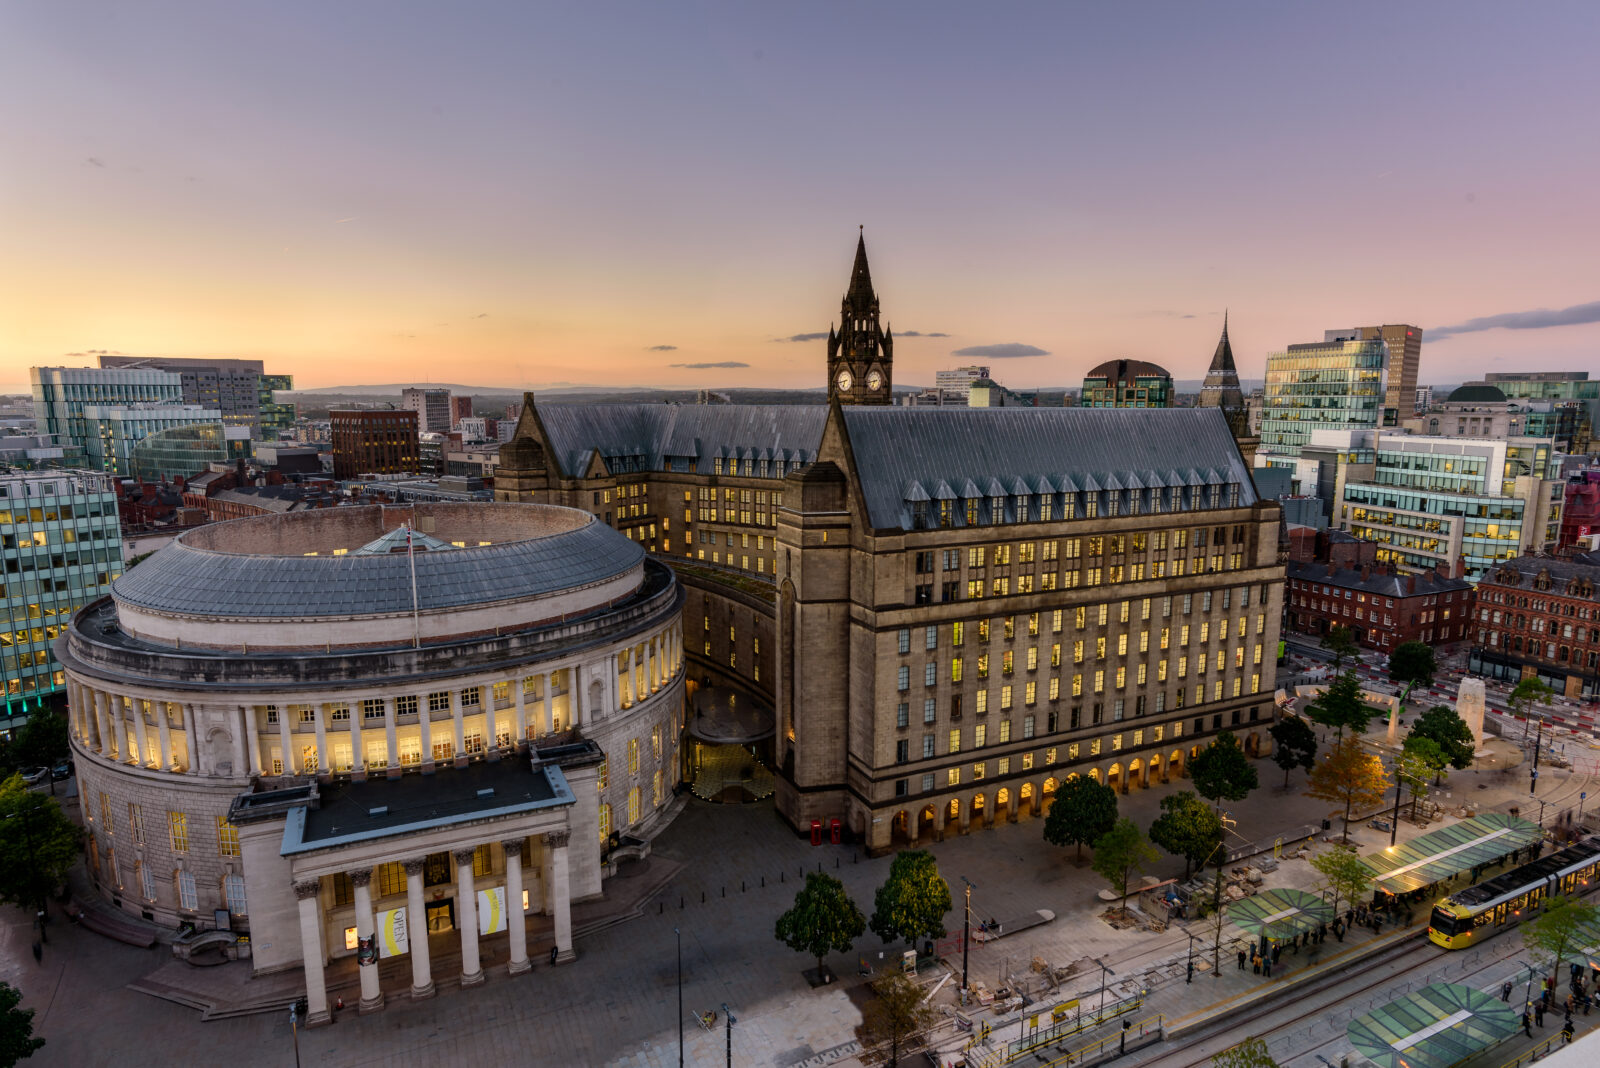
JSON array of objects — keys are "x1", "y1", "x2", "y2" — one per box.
[
  {"x1": 1093, "y1": 957, "x2": 1115, "y2": 1012},
  {"x1": 960, "y1": 876, "x2": 975, "y2": 994},
  {"x1": 1184, "y1": 932, "x2": 1198, "y2": 984},
  {"x1": 674, "y1": 927, "x2": 683, "y2": 1068},
  {"x1": 1532, "y1": 715, "x2": 1545, "y2": 795},
  {"x1": 720, "y1": 1002, "x2": 736, "y2": 1068},
  {"x1": 1520, "y1": 960, "x2": 1539, "y2": 1015},
  {"x1": 1390, "y1": 761, "x2": 1403, "y2": 847}
]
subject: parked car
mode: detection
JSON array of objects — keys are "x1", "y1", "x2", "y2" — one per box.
[
  {"x1": 20, "y1": 767, "x2": 50, "y2": 786},
  {"x1": 51, "y1": 762, "x2": 73, "y2": 781}
]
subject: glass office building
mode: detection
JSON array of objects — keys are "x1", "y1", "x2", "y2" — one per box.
[
  {"x1": 259, "y1": 373, "x2": 297, "y2": 438},
  {"x1": 129, "y1": 422, "x2": 254, "y2": 482},
  {"x1": 31, "y1": 366, "x2": 184, "y2": 459},
  {"x1": 82, "y1": 405, "x2": 222, "y2": 477},
  {"x1": 1259, "y1": 338, "x2": 1387, "y2": 461},
  {"x1": 0, "y1": 470, "x2": 123, "y2": 730}
]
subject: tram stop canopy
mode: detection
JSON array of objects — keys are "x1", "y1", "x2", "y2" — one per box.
[
  {"x1": 1361, "y1": 813, "x2": 1543, "y2": 897},
  {"x1": 1348, "y1": 982, "x2": 1520, "y2": 1068},
  {"x1": 1229, "y1": 888, "x2": 1333, "y2": 942}
]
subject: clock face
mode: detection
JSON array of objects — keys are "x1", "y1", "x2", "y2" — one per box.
[
  {"x1": 836, "y1": 369, "x2": 853, "y2": 392},
  {"x1": 867, "y1": 370, "x2": 883, "y2": 391}
]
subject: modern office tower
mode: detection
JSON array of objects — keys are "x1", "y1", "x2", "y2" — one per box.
[
  {"x1": 1467, "y1": 372, "x2": 1599, "y2": 453},
  {"x1": 1080, "y1": 359, "x2": 1174, "y2": 408},
  {"x1": 1415, "y1": 386, "x2": 1433, "y2": 412},
  {"x1": 936, "y1": 366, "x2": 991, "y2": 394},
  {"x1": 402, "y1": 387, "x2": 453, "y2": 433},
  {"x1": 31, "y1": 366, "x2": 185, "y2": 456},
  {"x1": 81, "y1": 405, "x2": 223, "y2": 477},
  {"x1": 1340, "y1": 432, "x2": 1564, "y2": 579},
  {"x1": 98, "y1": 355, "x2": 296, "y2": 434},
  {"x1": 451, "y1": 395, "x2": 474, "y2": 426},
  {"x1": 0, "y1": 469, "x2": 123, "y2": 728},
  {"x1": 1406, "y1": 385, "x2": 1582, "y2": 450},
  {"x1": 330, "y1": 409, "x2": 419, "y2": 478},
  {"x1": 1321, "y1": 325, "x2": 1421, "y2": 419},
  {"x1": 129, "y1": 422, "x2": 254, "y2": 482},
  {"x1": 1258, "y1": 335, "x2": 1387, "y2": 463}
]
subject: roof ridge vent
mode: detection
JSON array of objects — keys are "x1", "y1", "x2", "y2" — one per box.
[
  {"x1": 476, "y1": 787, "x2": 495, "y2": 799},
  {"x1": 368, "y1": 805, "x2": 388, "y2": 817}
]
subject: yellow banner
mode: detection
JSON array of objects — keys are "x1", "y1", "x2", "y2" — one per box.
[
  {"x1": 378, "y1": 907, "x2": 409, "y2": 958},
  {"x1": 478, "y1": 886, "x2": 506, "y2": 935}
]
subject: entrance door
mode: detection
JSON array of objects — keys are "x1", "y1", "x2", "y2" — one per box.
[{"x1": 426, "y1": 900, "x2": 455, "y2": 933}]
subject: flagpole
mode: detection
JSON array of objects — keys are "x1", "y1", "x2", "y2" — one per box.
[{"x1": 407, "y1": 523, "x2": 421, "y2": 649}]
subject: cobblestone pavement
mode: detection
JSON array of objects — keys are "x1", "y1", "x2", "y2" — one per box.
[{"x1": 6, "y1": 742, "x2": 1596, "y2": 1068}]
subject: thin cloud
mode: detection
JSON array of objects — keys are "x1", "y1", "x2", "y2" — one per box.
[
  {"x1": 773, "y1": 332, "x2": 829, "y2": 343},
  {"x1": 472, "y1": 312, "x2": 489, "y2": 319},
  {"x1": 84, "y1": 157, "x2": 106, "y2": 167},
  {"x1": 952, "y1": 342, "x2": 1049, "y2": 359},
  {"x1": 671, "y1": 361, "x2": 749, "y2": 369},
  {"x1": 646, "y1": 344, "x2": 678, "y2": 351},
  {"x1": 63, "y1": 349, "x2": 126, "y2": 357},
  {"x1": 1133, "y1": 310, "x2": 1198, "y2": 320},
  {"x1": 896, "y1": 330, "x2": 951, "y2": 337},
  {"x1": 1431, "y1": 300, "x2": 1600, "y2": 340}
]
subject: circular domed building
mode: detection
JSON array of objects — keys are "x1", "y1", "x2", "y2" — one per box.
[
  {"x1": 58, "y1": 501, "x2": 683, "y2": 1021},
  {"x1": 1080, "y1": 358, "x2": 1175, "y2": 408}
]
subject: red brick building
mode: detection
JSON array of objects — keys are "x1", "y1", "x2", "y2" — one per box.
[
  {"x1": 1560, "y1": 473, "x2": 1600, "y2": 554},
  {"x1": 1285, "y1": 560, "x2": 1474, "y2": 651},
  {"x1": 1468, "y1": 554, "x2": 1600, "y2": 699},
  {"x1": 330, "y1": 409, "x2": 419, "y2": 479}
]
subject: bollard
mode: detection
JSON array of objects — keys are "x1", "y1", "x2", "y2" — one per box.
[
  {"x1": 702, "y1": 891, "x2": 706, "y2": 903},
  {"x1": 761, "y1": 875, "x2": 765, "y2": 887},
  {"x1": 680, "y1": 897, "x2": 685, "y2": 909},
  {"x1": 721, "y1": 886, "x2": 725, "y2": 898},
  {"x1": 781, "y1": 872, "x2": 785, "y2": 883},
  {"x1": 742, "y1": 880, "x2": 745, "y2": 892},
  {"x1": 659, "y1": 902, "x2": 663, "y2": 914},
  {"x1": 835, "y1": 857, "x2": 839, "y2": 868}
]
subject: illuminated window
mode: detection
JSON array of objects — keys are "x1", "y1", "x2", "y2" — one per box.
[{"x1": 216, "y1": 817, "x2": 239, "y2": 857}]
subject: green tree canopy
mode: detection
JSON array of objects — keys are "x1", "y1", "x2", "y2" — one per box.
[
  {"x1": 1189, "y1": 731, "x2": 1259, "y2": 807},
  {"x1": 775, "y1": 871, "x2": 866, "y2": 977},
  {"x1": 1525, "y1": 896, "x2": 1600, "y2": 990},
  {"x1": 1305, "y1": 737, "x2": 1390, "y2": 842},
  {"x1": 10, "y1": 713, "x2": 68, "y2": 775},
  {"x1": 1387, "y1": 641, "x2": 1437, "y2": 694},
  {"x1": 1307, "y1": 670, "x2": 1376, "y2": 738},
  {"x1": 869, "y1": 850, "x2": 951, "y2": 946},
  {"x1": 1091, "y1": 817, "x2": 1159, "y2": 902},
  {"x1": 1212, "y1": 1035, "x2": 1280, "y2": 1068},
  {"x1": 1042, "y1": 774, "x2": 1118, "y2": 859},
  {"x1": 1320, "y1": 625, "x2": 1359, "y2": 672},
  {"x1": 1148, "y1": 790, "x2": 1224, "y2": 879},
  {"x1": 1309, "y1": 846, "x2": 1372, "y2": 915},
  {"x1": 0, "y1": 774, "x2": 82, "y2": 914},
  {"x1": 860, "y1": 972, "x2": 938, "y2": 1068},
  {"x1": 0, "y1": 982, "x2": 43, "y2": 1065},
  {"x1": 1510, "y1": 676, "x2": 1554, "y2": 719},
  {"x1": 1401, "y1": 733, "x2": 1451, "y2": 793},
  {"x1": 1268, "y1": 716, "x2": 1318, "y2": 789},
  {"x1": 1407, "y1": 705, "x2": 1476, "y2": 772}
]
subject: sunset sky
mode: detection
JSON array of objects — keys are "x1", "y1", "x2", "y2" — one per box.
[{"x1": 3, "y1": 1, "x2": 1598, "y2": 394}]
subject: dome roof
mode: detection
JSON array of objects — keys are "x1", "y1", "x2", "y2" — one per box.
[
  {"x1": 1446, "y1": 384, "x2": 1507, "y2": 403},
  {"x1": 1084, "y1": 358, "x2": 1172, "y2": 384}
]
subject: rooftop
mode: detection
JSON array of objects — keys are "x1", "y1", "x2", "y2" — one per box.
[{"x1": 1286, "y1": 560, "x2": 1473, "y2": 598}]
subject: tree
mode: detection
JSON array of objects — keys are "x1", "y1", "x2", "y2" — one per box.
[
  {"x1": 1407, "y1": 705, "x2": 1476, "y2": 773},
  {"x1": 1387, "y1": 641, "x2": 1437, "y2": 696},
  {"x1": 0, "y1": 983, "x2": 43, "y2": 1065},
  {"x1": 1268, "y1": 716, "x2": 1318, "y2": 789},
  {"x1": 869, "y1": 850, "x2": 951, "y2": 947},
  {"x1": 10, "y1": 713, "x2": 67, "y2": 772},
  {"x1": 1212, "y1": 1035, "x2": 1279, "y2": 1068},
  {"x1": 1091, "y1": 818, "x2": 1159, "y2": 903},
  {"x1": 1204, "y1": 866, "x2": 1228, "y2": 977},
  {"x1": 859, "y1": 972, "x2": 938, "y2": 1068},
  {"x1": 1309, "y1": 846, "x2": 1372, "y2": 917},
  {"x1": 1509, "y1": 676, "x2": 1554, "y2": 739},
  {"x1": 0, "y1": 775, "x2": 82, "y2": 916},
  {"x1": 1148, "y1": 791, "x2": 1224, "y2": 879},
  {"x1": 774, "y1": 871, "x2": 866, "y2": 979},
  {"x1": 1525, "y1": 896, "x2": 1600, "y2": 992},
  {"x1": 1307, "y1": 670, "x2": 1376, "y2": 739},
  {"x1": 1320, "y1": 625, "x2": 1359, "y2": 673},
  {"x1": 1402, "y1": 732, "x2": 1451, "y2": 791},
  {"x1": 1189, "y1": 731, "x2": 1258, "y2": 808},
  {"x1": 1304, "y1": 737, "x2": 1389, "y2": 843},
  {"x1": 1042, "y1": 774, "x2": 1118, "y2": 859}
]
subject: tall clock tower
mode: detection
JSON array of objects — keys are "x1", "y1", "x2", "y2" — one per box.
[{"x1": 826, "y1": 230, "x2": 893, "y2": 405}]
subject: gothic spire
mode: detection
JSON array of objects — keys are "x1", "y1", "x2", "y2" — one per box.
[
  {"x1": 1198, "y1": 310, "x2": 1246, "y2": 432},
  {"x1": 844, "y1": 227, "x2": 875, "y2": 309},
  {"x1": 1209, "y1": 311, "x2": 1237, "y2": 375}
]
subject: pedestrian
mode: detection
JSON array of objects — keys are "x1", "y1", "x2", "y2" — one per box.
[
  {"x1": 1272, "y1": 945, "x2": 1282, "y2": 965},
  {"x1": 1563, "y1": 1019, "x2": 1575, "y2": 1044},
  {"x1": 1523, "y1": 1010, "x2": 1533, "y2": 1038},
  {"x1": 1502, "y1": 981, "x2": 1514, "y2": 1003},
  {"x1": 1583, "y1": 993, "x2": 1591, "y2": 1016},
  {"x1": 1252, "y1": 953, "x2": 1261, "y2": 975},
  {"x1": 1263, "y1": 957, "x2": 1272, "y2": 978},
  {"x1": 1536, "y1": 1001, "x2": 1546, "y2": 1027},
  {"x1": 1334, "y1": 921, "x2": 1344, "y2": 943},
  {"x1": 1237, "y1": 949, "x2": 1246, "y2": 971}
]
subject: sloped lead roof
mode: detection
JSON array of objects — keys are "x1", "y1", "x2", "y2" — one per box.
[
  {"x1": 838, "y1": 406, "x2": 1257, "y2": 530},
  {"x1": 534, "y1": 404, "x2": 828, "y2": 477}
]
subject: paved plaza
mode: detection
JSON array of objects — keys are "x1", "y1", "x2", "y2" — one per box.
[{"x1": 6, "y1": 725, "x2": 1598, "y2": 1067}]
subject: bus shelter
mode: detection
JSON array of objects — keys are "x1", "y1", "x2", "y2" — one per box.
[
  {"x1": 1361, "y1": 813, "x2": 1543, "y2": 900},
  {"x1": 1229, "y1": 888, "x2": 1333, "y2": 943},
  {"x1": 1348, "y1": 982, "x2": 1520, "y2": 1068}
]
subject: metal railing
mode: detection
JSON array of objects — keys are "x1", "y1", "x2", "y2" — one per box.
[
  {"x1": 998, "y1": 989, "x2": 1149, "y2": 1062},
  {"x1": 1039, "y1": 1014, "x2": 1165, "y2": 1068}
]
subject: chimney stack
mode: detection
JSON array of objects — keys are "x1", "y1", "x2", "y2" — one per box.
[{"x1": 1406, "y1": 574, "x2": 1417, "y2": 594}]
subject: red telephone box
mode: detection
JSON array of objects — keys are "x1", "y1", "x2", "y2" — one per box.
[
  {"x1": 830, "y1": 818, "x2": 842, "y2": 844},
  {"x1": 810, "y1": 819, "x2": 822, "y2": 846}
]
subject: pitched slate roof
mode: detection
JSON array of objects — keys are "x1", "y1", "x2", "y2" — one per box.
[
  {"x1": 837, "y1": 406, "x2": 1258, "y2": 530},
  {"x1": 534, "y1": 404, "x2": 828, "y2": 478},
  {"x1": 1285, "y1": 561, "x2": 1473, "y2": 598}
]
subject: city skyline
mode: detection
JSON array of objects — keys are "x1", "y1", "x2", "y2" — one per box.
[{"x1": 5, "y1": 2, "x2": 1600, "y2": 392}]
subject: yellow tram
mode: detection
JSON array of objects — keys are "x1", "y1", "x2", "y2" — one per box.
[{"x1": 1429, "y1": 837, "x2": 1600, "y2": 949}]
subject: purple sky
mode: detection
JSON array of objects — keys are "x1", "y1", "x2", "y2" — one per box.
[{"x1": 4, "y1": 1, "x2": 1599, "y2": 392}]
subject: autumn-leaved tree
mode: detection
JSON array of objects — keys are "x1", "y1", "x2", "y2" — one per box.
[
  {"x1": 1305, "y1": 736, "x2": 1389, "y2": 843},
  {"x1": 1269, "y1": 715, "x2": 1317, "y2": 789},
  {"x1": 869, "y1": 850, "x2": 951, "y2": 947},
  {"x1": 1092, "y1": 818, "x2": 1159, "y2": 903},
  {"x1": 1189, "y1": 731, "x2": 1259, "y2": 808},
  {"x1": 1307, "y1": 670, "x2": 1376, "y2": 739},
  {"x1": 1309, "y1": 846, "x2": 1372, "y2": 916},
  {"x1": 775, "y1": 871, "x2": 866, "y2": 980},
  {"x1": 1525, "y1": 896, "x2": 1600, "y2": 993},
  {"x1": 860, "y1": 972, "x2": 938, "y2": 1068},
  {"x1": 1212, "y1": 1035, "x2": 1280, "y2": 1068},
  {"x1": 1042, "y1": 774, "x2": 1118, "y2": 859},
  {"x1": 1148, "y1": 790, "x2": 1224, "y2": 879}
]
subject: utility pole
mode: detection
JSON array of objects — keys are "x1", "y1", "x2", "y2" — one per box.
[
  {"x1": 960, "y1": 876, "x2": 975, "y2": 995},
  {"x1": 1391, "y1": 762, "x2": 1403, "y2": 847},
  {"x1": 1531, "y1": 715, "x2": 1544, "y2": 795},
  {"x1": 721, "y1": 1003, "x2": 736, "y2": 1068},
  {"x1": 675, "y1": 927, "x2": 683, "y2": 1068}
]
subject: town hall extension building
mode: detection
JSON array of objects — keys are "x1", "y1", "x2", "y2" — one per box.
[{"x1": 495, "y1": 233, "x2": 1287, "y2": 852}]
